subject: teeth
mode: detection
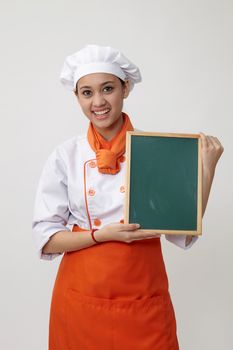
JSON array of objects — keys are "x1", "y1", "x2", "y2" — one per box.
[{"x1": 93, "y1": 109, "x2": 109, "y2": 115}]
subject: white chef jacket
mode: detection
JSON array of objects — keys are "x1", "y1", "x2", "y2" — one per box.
[{"x1": 32, "y1": 133, "x2": 198, "y2": 260}]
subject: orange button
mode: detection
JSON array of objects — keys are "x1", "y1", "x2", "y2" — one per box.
[
  {"x1": 120, "y1": 219, "x2": 124, "y2": 224},
  {"x1": 120, "y1": 186, "x2": 125, "y2": 193},
  {"x1": 89, "y1": 161, "x2": 97, "y2": 168},
  {"x1": 119, "y1": 155, "x2": 126, "y2": 163},
  {"x1": 88, "y1": 188, "x2": 95, "y2": 196},
  {"x1": 94, "y1": 218, "x2": 102, "y2": 226}
]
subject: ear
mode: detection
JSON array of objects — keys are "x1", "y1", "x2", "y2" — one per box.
[
  {"x1": 123, "y1": 80, "x2": 130, "y2": 99},
  {"x1": 74, "y1": 90, "x2": 79, "y2": 100}
]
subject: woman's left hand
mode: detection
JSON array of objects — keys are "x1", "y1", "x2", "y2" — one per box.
[{"x1": 199, "y1": 132, "x2": 224, "y2": 173}]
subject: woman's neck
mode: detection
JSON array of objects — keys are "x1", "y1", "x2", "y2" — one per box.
[{"x1": 94, "y1": 114, "x2": 124, "y2": 141}]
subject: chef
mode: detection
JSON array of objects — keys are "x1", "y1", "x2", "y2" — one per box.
[{"x1": 32, "y1": 44, "x2": 224, "y2": 350}]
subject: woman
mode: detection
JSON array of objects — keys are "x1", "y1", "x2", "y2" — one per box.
[{"x1": 32, "y1": 44, "x2": 224, "y2": 349}]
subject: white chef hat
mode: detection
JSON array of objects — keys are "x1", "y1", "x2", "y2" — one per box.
[{"x1": 60, "y1": 44, "x2": 142, "y2": 92}]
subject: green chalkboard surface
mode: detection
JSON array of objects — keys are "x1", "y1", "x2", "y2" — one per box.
[{"x1": 124, "y1": 132, "x2": 202, "y2": 235}]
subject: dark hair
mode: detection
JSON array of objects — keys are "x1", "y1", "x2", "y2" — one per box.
[{"x1": 119, "y1": 78, "x2": 126, "y2": 86}]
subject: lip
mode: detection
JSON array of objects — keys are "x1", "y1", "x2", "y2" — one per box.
[
  {"x1": 92, "y1": 108, "x2": 111, "y2": 120},
  {"x1": 94, "y1": 113, "x2": 110, "y2": 120}
]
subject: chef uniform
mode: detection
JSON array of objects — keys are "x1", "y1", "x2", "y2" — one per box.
[{"x1": 32, "y1": 45, "x2": 198, "y2": 350}]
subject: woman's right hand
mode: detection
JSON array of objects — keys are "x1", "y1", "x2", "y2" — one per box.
[{"x1": 95, "y1": 223, "x2": 160, "y2": 243}]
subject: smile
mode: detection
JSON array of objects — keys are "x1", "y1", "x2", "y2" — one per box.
[{"x1": 93, "y1": 109, "x2": 110, "y2": 115}]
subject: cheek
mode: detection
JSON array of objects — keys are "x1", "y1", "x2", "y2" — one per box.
[
  {"x1": 78, "y1": 99, "x2": 90, "y2": 112},
  {"x1": 110, "y1": 93, "x2": 124, "y2": 109}
]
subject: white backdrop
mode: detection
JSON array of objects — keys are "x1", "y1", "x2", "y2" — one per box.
[{"x1": 0, "y1": 1, "x2": 232, "y2": 349}]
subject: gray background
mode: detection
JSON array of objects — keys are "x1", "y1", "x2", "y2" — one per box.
[{"x1": 0, "y1": 0, "x2": 232, "y2": 349}]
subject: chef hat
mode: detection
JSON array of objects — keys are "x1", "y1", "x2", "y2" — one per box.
[{"x1": 60, "y1": 44, "x2": 142, "y2": 92}]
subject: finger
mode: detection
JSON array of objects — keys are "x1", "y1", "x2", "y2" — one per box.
[
  {"x1": 213, "y1": 136, "x2": 223, "y2": 148},
  {"x1": 134, "y1": 230, "x2": 160, "y2": 237},
  {"x1": 123, "y1": 223, "x2": 141, "y2": 230},
  {"x1": 132, "y1": 236, "x2": 160, "y2": 241},
  {"x1": 136, "y1": 229, "x2": 158, "y2": 233},
  {"x1": 213, "y1": 136, "x2": 220, "y2": 144},
  {"x1": 213, "y1": 138, "x2": 224, "y2": 153},
  {"x1": 111, "y1": 222, "x2": 140, "y2": 231},
  {"x1": 199, "y1": 132, "x2": 208, "y2": 148},
  {"x1": 208, "y1": 136, "x2": 223, "y2": 150},
  {"x1": 146, "y1": 234, "x2": 161, "y2": 238},
  {"x1": 207, "y1": 135, "x2": 215, "y2": 147}
]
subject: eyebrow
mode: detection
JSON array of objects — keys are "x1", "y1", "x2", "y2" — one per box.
[{"x1": 79, "y1": 81, "x2": 115, "y2": 90}]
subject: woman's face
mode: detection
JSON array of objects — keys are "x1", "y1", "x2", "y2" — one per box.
[{"x1": 75, "y1": 73, "x2": 130, "y2": 140}]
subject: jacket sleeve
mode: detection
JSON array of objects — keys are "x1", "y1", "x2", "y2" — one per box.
[
  {"x1": 165, "y1": 234, "x2": 198, "y2": 249},
  {"x1": 32, "y1": 147, "x2": 70, "y2": 260}
]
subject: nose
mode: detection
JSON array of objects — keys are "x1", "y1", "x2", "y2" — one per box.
[{"x1": 92, "y1": 92, "x2": 106, "y2": 107}]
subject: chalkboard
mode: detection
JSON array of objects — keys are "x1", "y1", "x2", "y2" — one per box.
[{"x1": 124, "y1": 132, "x2": 202, "y2": 236}]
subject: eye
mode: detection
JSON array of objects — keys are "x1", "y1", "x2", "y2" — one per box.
[
  {"x1": 82, "y1": 90, "x2": 92, "y2": 97},
  {"x1": 103, "y1": 86, "x2": 113, "y2": 93}
]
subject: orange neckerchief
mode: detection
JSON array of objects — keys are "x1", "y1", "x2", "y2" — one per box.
[{"x1": 87, "y1": 112, "x2": 134, "y2": 174}]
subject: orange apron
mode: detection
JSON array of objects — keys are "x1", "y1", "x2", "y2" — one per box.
[{"x1": 49, "y1": 225, "x2": 179, "y2": 350}]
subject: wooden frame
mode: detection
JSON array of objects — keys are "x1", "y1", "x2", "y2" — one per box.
[{"x1": 124, "y1": 131, "x2": 202, "y2": 235}]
